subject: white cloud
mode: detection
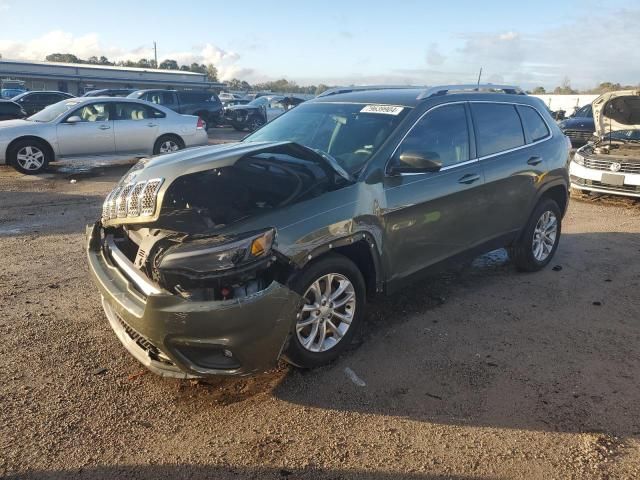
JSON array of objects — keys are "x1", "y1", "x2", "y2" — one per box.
[
  {"x1": 426, "y1": 42, "x2": 445, "y2": 66},
  {"x1": 0, "y1": 0, "x2": 9, "y2": 11},
  {"x1": 0, "y1": 30, "x2": 258, "y2": 81}
]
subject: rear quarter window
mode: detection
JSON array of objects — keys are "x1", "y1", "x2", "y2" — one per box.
[
  {"x1": 517, "y1": 105, "x2": 550, "y2": 143},
  {"x1": 471, "y1": 103, "x2": 525, "y2": 157}
]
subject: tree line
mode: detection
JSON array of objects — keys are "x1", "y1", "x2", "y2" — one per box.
[
  {"x1": 44, "y1": 53, "x2": 219, "y2": 82},
  {"x1": 26, "y1": 54, "x2": 640, "y2": 95}
]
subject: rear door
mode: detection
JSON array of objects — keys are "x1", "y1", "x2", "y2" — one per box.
[
  {"x1": 470, "y1": 102, "x2": 550, "y2": 237},
  {"x1": 382, "y1": 103, "x2": 488, "y2": 282},
  {"x1": 56, "y1": 102, "x2": 115, "y2": 157},
  {"x1": 112, "y1": 102, "x2": 162, "y2": 154}
]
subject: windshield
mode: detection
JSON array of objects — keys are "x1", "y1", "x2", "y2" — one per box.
[
  {"x1": 247, "y1": 97, "x2": 269, "y2": 107},
  {"x1": 244, "y1": 102, "x2": 410, "y2": 173},
  {"x1": 603, "y1": 129, "x2": 640, "y2": 142},
  {"x1": 28, "y1": 100, "x2": 81, "y2": 122}
]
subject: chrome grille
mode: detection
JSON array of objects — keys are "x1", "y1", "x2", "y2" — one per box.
[
  {"x1": 584, "y1": 158, "x2": 640, "y2": 174},
  {"x1": 564, "y1": 129, "x2": 593, "y2": 144},
  {"x1": 140, "y1": 180, "x2": 163, "y2": 217},
  {"x1": 116, "y1": 184, "x2": 134, "y2": 218},
  {"x1": 101, "y1": 178, "x2": 163, "y2": 222},
  {"x1": 126, "y1": 182, "x2": 147, "y2": 217}
]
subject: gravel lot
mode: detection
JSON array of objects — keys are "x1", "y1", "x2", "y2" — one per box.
[{"x1": 1, "y1": 130, "x2": 639, "y2": 479}]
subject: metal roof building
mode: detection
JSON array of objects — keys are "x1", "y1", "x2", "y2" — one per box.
[{"x1": 0, "y1": 59, "x2": 224, "y2": 95}]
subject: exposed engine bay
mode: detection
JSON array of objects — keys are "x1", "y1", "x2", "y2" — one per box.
[{"x1": 103, "y1": 147, "x2": 349, "y2": 302}]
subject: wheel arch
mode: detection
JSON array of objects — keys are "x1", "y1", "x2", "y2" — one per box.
[
  {"x1": 154, "y1": 133, "x2": 185, "y2": 149},
  {"x1": 6, "y1": 136, "x2": 55, "y2": 163},
  {"x1": 538, "y1": 182, "x2": 569, "y2": 217},
  {"x1": 292, "y1": 232, "x2": 383, "y2": 298}
]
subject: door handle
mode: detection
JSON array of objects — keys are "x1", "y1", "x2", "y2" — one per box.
[
  {"x1": 98, "y1": 125, "x2": 111, "y2": 130},
  {"x1": 146, "y1": 123, "x2": 157, "y2": 127},
  {"x1": 458, "y1": 173, "x2": 481, "y2": 184},
  {"x1": 527, "y1": 156, "x2": 542, "y2": 166}
]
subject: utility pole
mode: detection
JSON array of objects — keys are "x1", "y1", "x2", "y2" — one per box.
[
  {"x1": 153, "y1": 41, "x2": 158, "y2": 68},
  {"x1": 476, "y1": 67, "x2": 483, "y2": 86}
]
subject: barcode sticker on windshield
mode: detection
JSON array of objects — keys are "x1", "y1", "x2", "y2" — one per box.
[{"x1": 360, "y1": 105, "x2": 404, "y2": 115}]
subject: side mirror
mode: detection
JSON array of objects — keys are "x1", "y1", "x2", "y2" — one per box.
[
  {"x1": 66, "y1": 116, "x2": 82, "y2": 124},
  {"x1": 389, "y1": 151, "x2": 442, "y2": 174}
]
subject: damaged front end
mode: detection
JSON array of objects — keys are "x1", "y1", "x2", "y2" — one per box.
[{"x1": 88, "y1": 141, "x2": 351, "y2": 376}]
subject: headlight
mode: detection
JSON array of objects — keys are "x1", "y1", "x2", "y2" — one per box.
[
  {"x1": 573, "y1": 151, "x2": 585, "y2": 166},
  {"x1": 159, "y1": 229, "x2": 276, "y2": 273}
]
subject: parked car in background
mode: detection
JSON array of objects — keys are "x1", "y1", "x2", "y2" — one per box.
[
  {"x1": 87, "y1": 84, "x2": 569, "y2": 378},
  {"x1": 83, "y1": 89, "x2": 136, "y2": 97},
  {"x1": 0, "y1": 97, "x2": 208, "y2": 174},
  {"x1": 127, "y1": 89, "x2": 223, "y2": 128},
  {"x1": 0, "y1": 99, "x2": 27, "y2": 121},
  {"x1": 1, "y1": 87, "x2": 27, "y2": 99},
  {"x1": 11, "y1": 91, "x2": 75, "y2": 116},
  {"x1": 224, "y1": 95, "x2": 304, "y2": 131},
  {"x1": 559, "y1": 104, "x2": 595, "y2": 147},
  {"x1": 218, "y1": 92, "x2": 245, "y2": 102},
  {"x1": 570, "y1": 90, "x2": 640, "y2": 198}
]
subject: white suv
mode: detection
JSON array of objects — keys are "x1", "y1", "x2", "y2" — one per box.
[{"x1": 569, "y1": 90, "x2": 640, "y2": 198}]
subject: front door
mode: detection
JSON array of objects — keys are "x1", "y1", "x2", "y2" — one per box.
[
  {"x1": 56, "y1": 102, "x2": 115, "y2": 157},
  {"x1": 112, "y1": 102, "x2": 159, "y2": 155},
  {"x1": 382, "y1": 103, "x2": 488, "y2": 284}
]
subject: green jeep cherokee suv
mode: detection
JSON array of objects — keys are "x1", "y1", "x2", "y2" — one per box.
[{"x1": 87, "y1": 84, "x2": 570, "y2": 378}]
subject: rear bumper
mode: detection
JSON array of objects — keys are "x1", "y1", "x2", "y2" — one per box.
[
  {"x1": 86, "y1": 222, "x2": 301, "y2": 378},
  {"x1": 569, "y1": 161, "x2": 640, "y2": 198},
  {"x1": 183, "y1": 129, "x2": 209, "y2": 149}
]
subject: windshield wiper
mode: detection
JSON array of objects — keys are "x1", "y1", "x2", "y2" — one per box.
[{"x1": 311, "y1": 148, "x2": 354, "y2": 183}]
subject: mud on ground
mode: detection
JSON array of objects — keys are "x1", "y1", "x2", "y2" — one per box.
[{"x1": 1, "y1": 153, "x2": 639, "y2": 479}]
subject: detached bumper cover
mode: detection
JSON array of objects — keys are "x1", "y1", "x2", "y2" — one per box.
[{"x1": 86, "y1": 222, "x2": 301, "y2": 377}]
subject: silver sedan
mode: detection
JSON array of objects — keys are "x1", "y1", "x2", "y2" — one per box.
[{"x1": 0, "y1": 97, "x2": 209, "y2": 174}]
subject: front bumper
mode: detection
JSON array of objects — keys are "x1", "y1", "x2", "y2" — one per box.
[
  {"x1": 86, "y1": 222, "x2": 301, "y2": 378},
  {"x1": 569, "y1": 161, "x2": 640, "y2": 198}
]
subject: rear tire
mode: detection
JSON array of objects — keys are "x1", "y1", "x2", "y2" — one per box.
[
  {"x1": 509, "y1": 198, "x2": 562, "y2": 272},
  {"x1": 283, "y1": 254, "x2": 366, "y2": 369},
  {"x1": 153, "y1": 135, "x2": 184, "y2": 155},
  {"x1": 9, "y1": 139, "x2": 51, "y2": 174}
]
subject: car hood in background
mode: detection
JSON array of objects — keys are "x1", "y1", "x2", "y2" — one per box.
[
  {"x1": 225, "y1": 103, "x2": 259, "y2": 112},
  {"x1": 559, "y1": 116, "x2": 595, "y2": 131},
  {"x1": 0, "y1": 119, "x2": 33, "y2": 129},
  {"x1": 592, "y1": 90, "x2": 640, "y2": 137}
]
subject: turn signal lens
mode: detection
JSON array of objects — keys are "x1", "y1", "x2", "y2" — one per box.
[{"x1": 250, "y1": 229, "x2": 275, "y2": 257}]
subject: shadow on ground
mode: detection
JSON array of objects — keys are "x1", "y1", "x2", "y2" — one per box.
[{"x1": 3, "y1": 465, "x2": 499, "y2": 480}]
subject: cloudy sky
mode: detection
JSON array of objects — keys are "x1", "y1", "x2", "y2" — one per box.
[{"x1": 0, "y1": 0, "x2": 638, "y2": 89}]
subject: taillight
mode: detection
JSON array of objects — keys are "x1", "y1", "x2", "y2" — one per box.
[{"x1": 196, "y1": 117, "x2": 206, "y2": 129}]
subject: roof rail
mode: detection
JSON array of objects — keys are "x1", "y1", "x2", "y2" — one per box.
[
  {"x1": 317, "y1": 85, "x2": 425, "y2": 98},
  {"x1": 417, "y1": 84, "x2": 525, "y2": 100}
]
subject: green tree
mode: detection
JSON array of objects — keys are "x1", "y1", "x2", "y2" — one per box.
[
  {"x1": 206, "y1": 64, "x2": 219, "y2": 82},
  {"x1": 553, "y1": 77, "x2": 577, "y2": 94},
  {"x1": 159, "y1": 59, "x2": 179, "y2": 70},
  {"x1": 531, "y1": 86, "x2": 546, "y2": 94},
  {"x1": 46, "y1": 53, "x2": 81, "y2": 63}
]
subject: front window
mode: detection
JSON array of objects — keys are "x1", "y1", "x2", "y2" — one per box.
[
  {"x1": 396, "y1": 104, "x2": 470, "y2": 168},
  {"x1": 73, "y1": 103, "x2": 111, "y2": 122},
  {"x1": 244, "y1": 102, "x2": 410, "y2": 173},
  {"x1": 247, "y1": 97, "x2": 269, "y2": 107},
  {"x1": 28, "y1": 100, "x2": 81, "y2": 122}
]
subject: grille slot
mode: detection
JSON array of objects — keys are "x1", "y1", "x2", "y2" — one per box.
[
  {"x1": 584, "y1": 158, "x2": 640, "y2": 174},
  {"x1": 564, "y1": 129, "x2": 593, "y2": 144},
  {"x1": 126, "y1": 181, "x2": 147, "y2": 217}
]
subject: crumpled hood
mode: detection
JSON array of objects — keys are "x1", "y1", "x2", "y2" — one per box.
[{"x1": 592, "y1": 90, "x2": 640, "y2": 137}]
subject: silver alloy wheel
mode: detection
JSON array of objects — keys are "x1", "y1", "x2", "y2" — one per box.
[
  {"x1": 16, "y1": 146, "x2": 45, "y2": 171},
  {"x1": 296, "y1": 273, "x2": 356, "y2": 353},
  {"x1": 532, "y1": 210, "x2": 558, "y2": 262},
  {"x1": 159, "y1": 140, "x2": 180, "y2": 153}
]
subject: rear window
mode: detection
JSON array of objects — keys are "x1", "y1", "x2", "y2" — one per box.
[
  {"x1": 517, "y1": 105, "x2": 550, "y2": 143},
  {"x1": 471, "y1": 103, "x2": 525, "y2": 157}
]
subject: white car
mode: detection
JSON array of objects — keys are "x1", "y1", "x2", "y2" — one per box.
[
  {"x1": 569, "y1": 90, "x2": 640, "y2": 198},
  {"x1": 0, "y1": 97, "x2": 208, "y2": 174}
]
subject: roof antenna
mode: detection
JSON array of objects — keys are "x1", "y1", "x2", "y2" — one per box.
[
  {"x1": 608, "y1": 102, "x2": 612, "y2": 148},
  {"x1": 476, "y1": 67, "x2": 483, "y2": 87}
]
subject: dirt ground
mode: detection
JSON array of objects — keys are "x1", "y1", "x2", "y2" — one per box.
[{"x1": 1, "y1": 131, "x2": 640, "y2": 479}]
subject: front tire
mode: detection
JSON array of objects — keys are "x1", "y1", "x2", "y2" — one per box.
[
  {"x1": 509, "y1": 198, "x2": 562, "y2": 272},
  {"x1": 10, "y1": 139, "x2": 51, "y2": 174},
  {"x1": 284, "y1": 254, "x2": 366, "y2": 369},
  {"x1": 153, "y1": 135, "x2": 184, "y2": 155}
]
